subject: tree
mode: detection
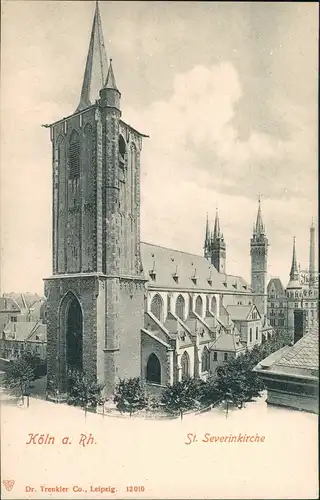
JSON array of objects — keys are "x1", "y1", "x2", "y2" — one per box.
[
  {"x1": 114, "y1": 378, "x2": 148, "y2": 416},
  {"x1": 214, "y1": 358, "x2": 249, "y2": 410},
  {"x1": 161, "y1": 377, "x2": 205, "y2": 420},
  {"x1": 67, "y1": 371, "x2": 105, "y2": 418},
  {"x1": 4, "y1": 358, "x2": 35, "y2": 405},
  {"x1": 22, "y1": 351, "x2": 47, "y2": 379}
]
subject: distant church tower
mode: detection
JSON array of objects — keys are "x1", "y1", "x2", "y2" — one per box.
[
  {"x1": 250, "y1": 198, "x2": 268, "y2": 316},
  {"x1": 286, "y1": 237, "x2": 302, "y2": 340},
  {"x1": 44, "y1": 2, "x2": 147, "y2": 395},
  {"x1": 204, "y1": 210, "x2": 226, "y2": 273}
]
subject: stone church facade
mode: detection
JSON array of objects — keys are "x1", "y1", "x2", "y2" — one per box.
[{"x1": 44, "y1": 3, "x2": 273, "y2": 396}]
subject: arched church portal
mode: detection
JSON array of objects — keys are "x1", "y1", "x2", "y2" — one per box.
[{"x1": 66, "y1": 296, "x2": 83, "y2": 371}]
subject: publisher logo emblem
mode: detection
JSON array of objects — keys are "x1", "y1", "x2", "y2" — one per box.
[{"x1": 3, "y1": 480, "x2": 15, "y2": 491}]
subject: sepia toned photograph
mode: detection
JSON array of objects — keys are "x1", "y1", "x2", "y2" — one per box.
[{"x1": 0, "y1": 1, "x2": 318, "y2": 499}]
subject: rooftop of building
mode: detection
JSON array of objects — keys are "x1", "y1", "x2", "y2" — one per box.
[
  {"x1": 2, "y1": 321, "x2": 47, "y2": 343},
  {"x1": 140, "y1": 242, "x2": 251, "y2": 293},
  {"x1": 210, "y1": 330, "x2": 245, "y2": 353},
  {"x1": 254, "y1": 323, "x2": 319, "y2": 379},
  {"x1": 2, "y1": 292, "x2": 44, "y2": 311},
  {"x1": 226, "y1": 304, "x2": 260, "y2": 321},
  {"x1": 0, "y1": 296, "x2": 20, "y2": 313},
  {"x1": 267, "y1": 277, "x2": 286, "y2": 296}
]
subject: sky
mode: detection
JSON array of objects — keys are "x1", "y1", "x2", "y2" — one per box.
[{"x1": 0, "y1": 0, "x2": 318, "y2": 294}]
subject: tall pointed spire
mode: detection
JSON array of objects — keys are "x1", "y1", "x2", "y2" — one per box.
[
  {"x1": 309, "y1": 218, "x2": 316, "y2": 288},
  {"x1": 213, "y1": 209, "x2": 221, "y2": 240},
  {"x1": 255, "y1": 195, "x2": 265, "y2": 236},
  {"x1": 77, "y1": 1, "x2": 108, "y2": 111},
  {"x1": 204, "y1": 213, "x2": 211, "y2": 260},
  {"x1": 105, "y1": 59, "x2": 119, "y2": 91},
  {"x1": 205, "y1": 213, "x2": 210, "y2": 239},
  {"x1": 287, "y1": 237, "x2": 301, "y2": 289}
]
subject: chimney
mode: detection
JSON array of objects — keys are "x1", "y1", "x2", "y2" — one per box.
[{"x1": 293, "y1": 309, "x2": 306, "y2": 344}]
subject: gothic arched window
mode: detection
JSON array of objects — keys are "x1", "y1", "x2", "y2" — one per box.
[
  {"x1": 146, "y1": 353, "x2": 161, "y2": 384},
  {"x1": 202, "y1": 346, "x2": 210, "y2": 372},
  {"x1": 69, "y1": 130, "x2": 80, "y2": 179},
  {"x1": 211, "y1": 296, "x2": 217, "y2": 315},
  {"x1": 151, "y1": 294, "x2": 163, "y2": 322},
  {"x1": 119, "y1": 135, "x2": 126, "y2": 168},
  {"x1": 195, "y1": 296, "x2": 203, "y2": 316},
  {"x1": 176, "y1": 295, "x2": 185, "y2": 320},
  {"x1": 181, "y1": 351, "x2": 190, "y2": 378}
]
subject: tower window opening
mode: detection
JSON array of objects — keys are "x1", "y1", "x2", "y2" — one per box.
[{"x1": 69, "y1": 132, "x2": 80, "y2": 179}]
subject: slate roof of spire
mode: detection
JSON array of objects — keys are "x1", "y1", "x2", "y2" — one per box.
[
  {"x1": 255, "y1": 197, "x2": 265, "y2": 235},
  {"x1": 205, "y1": 213, "x2": 210, "y2": 242},
  {"x1": 105, "y1": 59, "x2": 119, "y2": 91},
  {"x1": 287, "y1": 237, "x2": 301, "y2": 289},
  {"x1": 213, "y1": 210, "x2": 221, "y2": 239},
  {"x1": 77, "y1": 1, "x2": 108, "y2": 111}
]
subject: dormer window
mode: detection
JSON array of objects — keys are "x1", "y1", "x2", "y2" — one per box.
[
  {"x1": 180, "y1": 333, "x2": 186, "y2": 341},
  {"x1": 172, "y1": 262, "x2": 179, "y2": 283},
  {"x1": 191, "y1": 263, "x2": 197, "y2": 285},
  {"x1": 149, "y1": 270, "x2": 156, "y2": 281}
]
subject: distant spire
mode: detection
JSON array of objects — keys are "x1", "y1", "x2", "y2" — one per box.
[
  {"x1": 205, "y1": 213, "x2": 210, "y2": 240},
  {"x1": 204, "y1": 213, "x2": 211, "y2": 259},
  {"x1": 104, "y1": 58, "x2": 119, "y2": 91},
  {"x1": 289, "y1": 237, "x2": 299, "y2": 281},
  {"x1": 213, "y1": 209, "x2": 221, "y2": 240},
  {"x1": 77, "y1": 1, "x2": 108, "y2": 111},
  {"x1": 254, "y1": 195, "x2": 265, "y2": 236},
  {"x1": 309, "y1": 218, "x2": 316, "y2": 287}
]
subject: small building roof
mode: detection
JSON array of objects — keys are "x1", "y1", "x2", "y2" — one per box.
[
  {"x1": 0, "y1": 297, "x2": 20, "y2": 313},
  {"x1": 267, "y1": 278, "x2": 286, "y2": 296},
  {"x1": 3, "y1": 293, "x2": 43, "y2": 311},
  {"x1": 3, "y1": 321, "x2": 46, "y2": 343},
  {"x1": 226, "y1": 304, "x2": 260, "y2": 321},
  {"x1": 254, "y1": 324, "x2": 319, "y2": 379},
  {"x1": 210, "y1": 332, "x2": 245, "y2": 353}
]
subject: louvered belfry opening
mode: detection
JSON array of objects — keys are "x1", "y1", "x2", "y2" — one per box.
[{"x1": 69, "y1": 133, "x2": 80, "y2": 180}]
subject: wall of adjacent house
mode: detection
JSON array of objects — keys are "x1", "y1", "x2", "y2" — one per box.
[
  {"x1": 141, "y1": 331, "x2": 170, "y2": 388},
  {"x1": 210, "y1": 350, "x2": 236, "y2": 373}
]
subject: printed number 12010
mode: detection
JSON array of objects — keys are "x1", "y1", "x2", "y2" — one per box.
[{"x1": 126, "y1": 486, "x2": 145, "y2": 493}]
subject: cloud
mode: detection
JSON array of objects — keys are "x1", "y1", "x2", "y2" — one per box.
[
  {"x1": 124, "y1": 61, "x2": 316, "y2": 203},
  {"x1": 123, "y1": 61, "x2": 317, "y2": 283}
]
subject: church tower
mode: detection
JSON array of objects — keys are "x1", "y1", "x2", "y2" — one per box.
[
  {"x1": 44, "y1": 2, "x2": 147, "y2": 396},
  {"x1": 203, "y1": 210, "x2": 227, "y2": 273},
  {"x1": 211, "y1": 210, "x2": 226, "y2": 273},
  {"x1": 250, "y1": 197, "x2": 268, "y2": 316}
]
